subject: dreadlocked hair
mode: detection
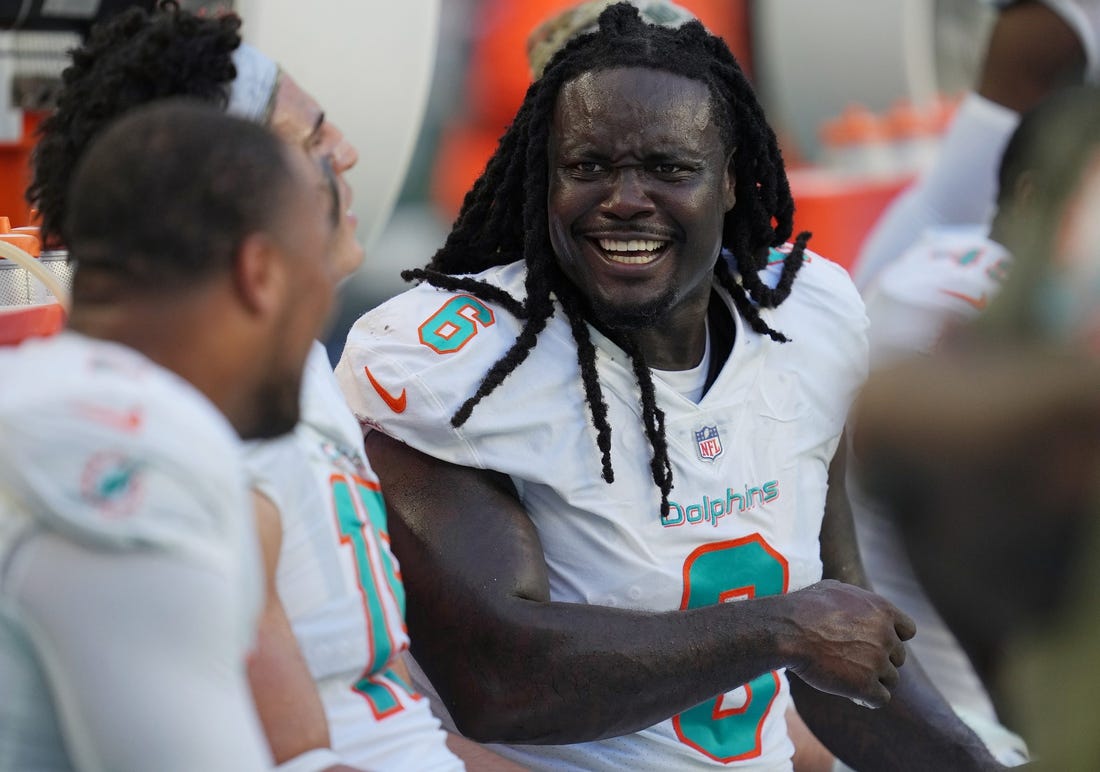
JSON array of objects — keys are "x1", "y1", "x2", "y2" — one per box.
[
  {"x1": 29, "y1": 1, "x2": 242, "y2": 246},
  {"x1": 406, "y1": 2, "x2": 808, "y2": 516}
]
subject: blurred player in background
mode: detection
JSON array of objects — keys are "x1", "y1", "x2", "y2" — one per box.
[
  {"x1": 0, "y1": 100, "x2": 339, "y2": 771},
  {"x1": 854, "y1": 0, "x2": 1100, "y2": 289},
  {"x1": 842, "y1": 84, "x2": 1100, "y2": 770},
  {"x1": 854, "y1": 135, "x2": 1100, "y2": 769},
  {"x1": 25, "y1": 3, "x2": 510, "y2": 769},
  {"x1": 853, "y1": 158, "x2": 1100, "y2": 772}
]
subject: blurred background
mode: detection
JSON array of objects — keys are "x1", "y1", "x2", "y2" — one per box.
[{"x1": 0, "y1": 0, "x2": 998, "y2": 359}]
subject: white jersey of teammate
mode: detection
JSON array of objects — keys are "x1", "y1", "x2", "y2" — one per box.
[
  {"x1": 245, "y1": 342, "x2": 462, "y2": 771},
  {"x1": 853, "y1": 226, "x2": 1028, "y2": 765},
  {"x1": 862, "y1": 225, "x2": 1011, "y2": 363},
  {"x1": 0, "y1": 332, "x2": 270, "y2": 771},
  {"x1": 336, "y1": 250, "x2": 867, "y2": 771}
]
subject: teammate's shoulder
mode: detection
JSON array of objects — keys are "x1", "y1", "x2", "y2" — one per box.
[
  {"x1": 0, "y1": 333, "x2": 246, "y2": 552},
  {"x1": 872, "y1": 226, "x2": 1009, "y2": 311}
]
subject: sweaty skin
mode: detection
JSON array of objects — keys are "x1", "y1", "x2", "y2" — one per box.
[{"x1": 547, "y1": 69, "x2": 734, "y2": 370}]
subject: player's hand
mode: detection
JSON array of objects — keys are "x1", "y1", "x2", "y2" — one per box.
[{"x1": 781, "y1": 580, "x2": 915, "y2": 709}]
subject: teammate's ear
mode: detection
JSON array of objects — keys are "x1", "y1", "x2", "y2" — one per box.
[
  {"x1": 233, "y1": 232, "x2": 287, "y2": 317},
  {"x1": 1012, "y1": 170, "x2": 1037, "y2": 211}
]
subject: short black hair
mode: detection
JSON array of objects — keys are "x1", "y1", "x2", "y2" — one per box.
[
  {"x1": 404, "y1": 3, "x2": 809, "y2": 515},
  {"x1": 28, "y1": 1, "x2": 242, "y2": 246},
  {"x1": 65, "y1": 99, "x2": 298, "y2": 295}
]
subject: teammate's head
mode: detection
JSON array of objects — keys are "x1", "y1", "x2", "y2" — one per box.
[
  {"x1": 405, "y1": 2, "x2": 806, "y2": 514},
  {"x1": 30, "y1": 1, "x2": 240, "y2": 246},
  {"x1": 526, "y1": 0, "x2": 695, "y2": 78},
  {"x1": 995, "y1": 85, "x2": 1100, "y2": 218},
  {"x1": 67, "y1": 100, "x2": 341, "y2": 439},
  {"x1": 29, "y1": 0, "x2": 362, "y2": 277}
]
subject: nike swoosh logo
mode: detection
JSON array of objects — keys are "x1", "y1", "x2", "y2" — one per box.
[
  {"x1": 364, "y1": 366, "x2": 407, "y2": 413},
  {"x1": 74, "y1": 402, "x2": 144, "y2": 433},
  {"x1": 940, "y1": 289, "x2": 988, "y2": 311}
]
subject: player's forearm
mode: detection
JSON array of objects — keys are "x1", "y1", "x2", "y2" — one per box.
[
  {"x1": 790, "y1": 660, "x2": 1001, "y2": 771},
  {"x1": 411, "y1": 593, "x2": 795, "y2": 744}
]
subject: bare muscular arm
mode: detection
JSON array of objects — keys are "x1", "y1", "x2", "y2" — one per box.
[
  {"x1": 366, "y1": 431, "x2": 912, "y2": 745},
  {"x1": 249, "y1": 491, "x2": 363, "y2": 772}
]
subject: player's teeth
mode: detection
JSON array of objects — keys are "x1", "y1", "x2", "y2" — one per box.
[{"x1": 598, "y1": 238, "x2": 664, "y2": 252}]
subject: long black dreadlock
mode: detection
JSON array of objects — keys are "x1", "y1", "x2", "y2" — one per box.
[{"x1": 403, "y1": 3, "x2": 809, "y2": 515}]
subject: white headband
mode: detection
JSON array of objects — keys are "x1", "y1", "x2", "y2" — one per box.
[{"x1": 227, "y1": 43, "x2": 279, "y2": 124}]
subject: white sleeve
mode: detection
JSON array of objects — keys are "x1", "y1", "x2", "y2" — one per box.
[
  {"x1": 851, "y1": 93, "x2": 1020, "y2": 289},
  {"x1": 7, "y1": 532, "x2": 272, "y2": 772}
]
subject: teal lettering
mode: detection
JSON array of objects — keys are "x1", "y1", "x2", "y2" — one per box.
[
  {"x1": 762, "y1": 480, "x2": 779, "y2": 502},
  {"x1": 710, "y1": 498, "x2": 727, "y2": 527},
  {"x1": 663, "y1": 501, "x2": 685, "y2": 527},
  {"x1": 662, "y1": 480, "x2": 782, "y2": 529},
  {"x1": 746, "y1": 486, "x2": 764, "y2": 508},
  {"x1": 726, "y1": 488, "x2": 744, "y2": 513}
]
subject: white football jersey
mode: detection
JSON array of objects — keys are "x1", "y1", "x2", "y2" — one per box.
[
  {"x1": 0, "y1": 331, "x2": 269, "y2": 771},
  {"x1": 245, "y1": 342, "x2": 461, "y2": 771},
  {"x1": 337, "y1": 251, "x2": 868, "y2": 771},
  {"x1": 861, "y1": 226, "x2": 1010, "y2": 364}
]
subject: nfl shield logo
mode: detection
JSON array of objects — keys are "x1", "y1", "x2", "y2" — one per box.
[{"x1": 694, "y1": 425, "x2": 723, "y2": 462}]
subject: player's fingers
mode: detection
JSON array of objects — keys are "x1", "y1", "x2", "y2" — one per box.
[
  {"x1": 851, "y1": 681, "x2": 892, "y2": 710},
  {"x1": 889, "y1": 641, "x2": 907, "y2": 668},
  {"x1": 879, "y1": 665, "x2": 900, "y2": 694},
  {"x1": 894, "y1": 610, "x2": 916, "y2": 641}
]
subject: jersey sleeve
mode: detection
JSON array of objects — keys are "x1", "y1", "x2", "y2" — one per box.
[
  {"x1": 862, "y1": 230, "x2": 1010, "y2": 366},
  {"x1": 335, "y1": 285, "x2": 520, "y2": 471},
  {"x1": 767, "y1": 249, "x2": 870, "y2": 410},
  {"x1": 851, "y1": 93, "x2": 1020, "y2": 289},
  {"x1": 3, "y1": 530, "x2": 272, "y2": 772},
  {"x1": 0, "y1": 367, "x2": 250, "y2": 562}
]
